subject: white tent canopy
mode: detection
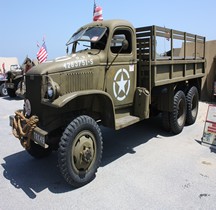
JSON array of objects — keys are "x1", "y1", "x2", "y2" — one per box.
[{"x1": 0, "y1": 57, "x2": 19, "y2": 72}]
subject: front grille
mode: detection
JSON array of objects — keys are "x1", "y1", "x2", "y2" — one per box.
[
  {"x1": 61, "y1": 71, "x2": 94, "y2": 94},
  {"x1": 25, "y1": 75, "x2": 42, "y2": 116}
]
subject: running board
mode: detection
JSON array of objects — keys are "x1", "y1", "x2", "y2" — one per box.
[{"x1": 115, "y1": 115, "x2": 140, "y2": 130}]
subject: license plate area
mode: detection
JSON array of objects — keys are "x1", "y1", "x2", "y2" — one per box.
[
  {"x1": 6, "y1": 83, "x2": 14, "y2": 89},
  {"x1": 33, "y1": 127, "x2": 48, "y2": 148},
  {"x1": 9, "y1": 114, "x2": 49, "y2": 148}
]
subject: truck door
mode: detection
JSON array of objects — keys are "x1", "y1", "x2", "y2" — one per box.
[{"x1": 106, "y1": 27, "x2": 137, "y2": 107}]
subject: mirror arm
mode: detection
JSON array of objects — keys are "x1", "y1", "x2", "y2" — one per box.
[{"x1": 105, "y1": 44, "x2": 125, "y2": 71}]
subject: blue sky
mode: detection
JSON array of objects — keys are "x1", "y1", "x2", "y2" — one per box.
[{"x1": 1, "y1": 0, "x2": 215, "y2": 63}]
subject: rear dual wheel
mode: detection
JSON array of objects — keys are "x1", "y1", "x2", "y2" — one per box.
[
  {"x1": 162, "y1": 87, "x2": 199, "y2": 134},
  {"x1": 170, "y1": 90, "x2": 187, "y2": 134},
  {"x1": 186, "y1": 86, "x2": 199, "y2": 125}
]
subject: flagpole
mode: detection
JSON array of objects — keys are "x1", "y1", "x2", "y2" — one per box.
[
  {"x1": 43, "y1": 35, "x2": 46, "y2": 43},
  {"x1": 93, "y1": 0, "x2": 96, "y2": 16},
  {"x1": 37, "y1": 41, "x2": 40, "y2": 48}
]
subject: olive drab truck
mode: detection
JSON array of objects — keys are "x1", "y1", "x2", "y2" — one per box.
[
  {"x1": 6, "y1": 58, "x2": 36, "y2": 98},
  {"x1": 9, "y1": 19, "x2": 205, "y2": 188},
  {"x1": 5, "y1": 64, "x2": 23, "y2": 97}
]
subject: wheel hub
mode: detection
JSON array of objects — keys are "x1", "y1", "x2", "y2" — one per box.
[
  {"x1": 81, "y1": 147, "x2": 93, "y2": 163},
  {"x1": 72, "y1": 132, "x2": 96, "y2": 171}
]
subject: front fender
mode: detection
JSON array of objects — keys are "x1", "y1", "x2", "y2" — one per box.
[
  {"x1": 13, "y1": 75, "x2": 23, "y2": 80},
  {"x1": 41, "y1": 90, "x2": 116, "y2": 128},
  {"x1": 43, "y1": 90, "x2": 112, "y2": 108}
]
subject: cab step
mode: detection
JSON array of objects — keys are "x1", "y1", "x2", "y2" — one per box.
[{"x1": 115, "y1": 115, "x2": 140, "y2": 130}]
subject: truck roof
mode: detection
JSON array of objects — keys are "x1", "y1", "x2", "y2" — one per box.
[{"x1": 79, "y1": 19, "x2": 135, "y2": 31}]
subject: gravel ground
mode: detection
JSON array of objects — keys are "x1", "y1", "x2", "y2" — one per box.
[{"x1": 0, "y1": 96, "x2": 215, "y2": 210}]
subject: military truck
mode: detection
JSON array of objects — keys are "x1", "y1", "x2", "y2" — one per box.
[
  {"x1": 6, "y1": 58, "x2": 36, "y2": 98},
  {"x1": 5, "y1": 64, "x2": 23, "y2": 97},
  {"x1": 10, "y1": 19, "x2": 205, "y2": 188}
]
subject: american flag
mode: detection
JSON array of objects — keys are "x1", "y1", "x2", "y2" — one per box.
[
  {"x1": 93, "y1": 1, "x2": 103, "y2": 21},
  {"x1": 37, "y1": 42, "x2": 48, "y2": 63}
]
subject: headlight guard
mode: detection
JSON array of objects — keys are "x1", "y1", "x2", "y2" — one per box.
[{"x1": 43, "y1": 76, "x2": 60, "y2": 101}]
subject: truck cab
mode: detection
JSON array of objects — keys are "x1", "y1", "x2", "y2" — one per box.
[{"x1": 67, "y1": 20, "x2": 137, "y2": 108}]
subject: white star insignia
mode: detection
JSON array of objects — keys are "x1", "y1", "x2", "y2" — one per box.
[{"x1": 116, "y1": 73, "x2": 128, "y2": 95}]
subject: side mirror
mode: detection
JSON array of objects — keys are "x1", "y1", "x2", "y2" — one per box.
[{"x1": 66, "y1": 46, "x2": 69, "y2": 55}]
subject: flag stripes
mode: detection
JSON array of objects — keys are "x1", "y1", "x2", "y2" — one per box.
[
  {"x1": 37, "y1": 42, "x2": 48, "y2": 63},
  {"x1": 93, "y1": 1, "x2": 103, "y2": 21}
]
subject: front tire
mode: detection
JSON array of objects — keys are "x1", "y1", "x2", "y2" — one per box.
[
  {"x1": 0, "y1": 83, "x2": 8, "y2": 96},
  {"x1": 7, "y1": 88, "x2": 16, "y2": 98},
  {"x1": 58, "y1": 115, "x2": 103, "y2": 188},
  {"x1": 26, "y1": 140, "x2": 52, "y2": 159},
  {"x1": 170, "y1": 90, "x2": 187, "y2": 134},
  {"x1": 7, "y1": 80, "x2": 20, "y2": 98}
]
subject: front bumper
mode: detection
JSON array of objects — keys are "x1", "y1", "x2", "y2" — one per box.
[
  {"x1": 6, "y1": 82, "x2": 14, "y2": 89},
  {"x1": 9, "y1": 113, "x2": 48, "y2": 148}
]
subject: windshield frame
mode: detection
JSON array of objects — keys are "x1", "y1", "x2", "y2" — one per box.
[{"x1": 66, "y1": 26, "x2": 107, "y2": 46}]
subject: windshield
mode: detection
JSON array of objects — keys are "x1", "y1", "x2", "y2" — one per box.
[
  {"x1": 10, "y1": 65, "x2": 21, "y2": 71},
  {"x1": 66, "y1": 26, "x2": 107, "y2": 53}
]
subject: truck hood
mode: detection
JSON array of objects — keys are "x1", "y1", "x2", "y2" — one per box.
[{"x1": 27, "y1": 51, "x2": 102, "y2": 75}]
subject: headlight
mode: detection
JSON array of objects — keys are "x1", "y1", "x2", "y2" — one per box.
[
  {"x1": 47, "y1": 82, "x2": 54, "y2": 99},
  {"x1": 44, "y1": 76, "x2": 60, "y2": 101}
]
